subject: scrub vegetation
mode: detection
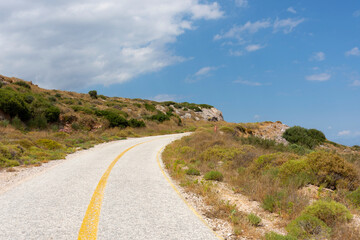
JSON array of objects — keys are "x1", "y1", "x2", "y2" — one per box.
[
  {"x1": 162, "y1": 123, "x2": 360, "y2": 239},
  {"x1": 0, "y1": 75, "x2": 215, "y2": 168}
]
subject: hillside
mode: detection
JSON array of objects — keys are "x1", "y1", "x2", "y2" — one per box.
[
  {"x1": 0, "y1": 74, "x2": 223, "y2": 168},
  {"x1": 163, "y1": 122, "x2": 360, "y2": 239}
]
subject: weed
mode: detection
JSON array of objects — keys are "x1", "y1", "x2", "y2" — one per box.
[
  {"x1": 186, "y1": 168, "x2": 200, "y2": 176},
  {"x1": 265, "y1": 232, "x2": 297, "y2": 240},
  {"x1": 247, "y1": 213, "x2": 261, "y2": 226},
  {"x1": 204, "y1": 171, "x2": 223, "y2": 181}
]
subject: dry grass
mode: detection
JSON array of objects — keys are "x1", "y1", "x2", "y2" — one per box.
[{"x1": 162, "y1": 128, "x2": 360, "y2": 239}]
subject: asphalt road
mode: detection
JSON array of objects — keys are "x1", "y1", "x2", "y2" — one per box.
[{"x1": 0, "y1": 134, "x2": 219, "y2": 240}]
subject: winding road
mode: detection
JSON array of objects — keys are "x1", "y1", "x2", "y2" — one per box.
[{"x1": 0, "y1": 134, "x2": 220, "y2": 240}]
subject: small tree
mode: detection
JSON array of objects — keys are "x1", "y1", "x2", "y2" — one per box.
[{"x1": 88, "y1": 90, "x2": 98, "y2": 99}]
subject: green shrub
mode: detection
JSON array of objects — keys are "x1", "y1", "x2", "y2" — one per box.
[
  {"x1": 5, "y1": 160, "x2": 20, "y2": 167},
  {"x1": 0, "y1": 88, "x2": 31, "y2": 121},
  {"x1": 283, "y1": 126, "x2": 325, "y2": 149},
  {"x1": 36, "y1": 139, "x2": 63, "y2": 150},
  {"x1": 88, "y1": 90, "x2": 98, "y2": 99},
  {"x1": 11, "y1": 116, "x2": 24, "y2": 130},
  {"x1": 186, "y1": 168, "x2": 200, "y2": 176},
  {"x1": 262, "y1": 194, "x2": 276, "y2": 212},
  {"x1": 45, "y1": 106, "x2": 60, "y2": 122},
  {"x1": 48, "y1": 96, "x2": 57, "y2": 102},
  {"x1": 0, "y1": 81, "x2": 3, "y2": 88},
  {"x1": 144, "y1": 103, "x2": 156, "y2": 112},
  {"x1": 129, "y1": 119, "x2": 146, "y2": 128},
  {"x1": 204, "y1": 171, "x2": 223, "y2": 181},
  {"x1": 347, "y1": 188, "x2": 360, "y2": 207},
  {"x1": 278, "y1": 159, "x2": 315, "y2": 187},
  {"x1": 24, "y1": 95, "x2": 35, "y2": 104},
  {"x1": 302, "y1": 200, "x2": 352, "y2": 227},
  {"x1": 98, "y1": 94, "x2": 107, "y2": 100},
  {"x1": 147, "y1": 111, "x2": 170, "y2": 122},
  {"x1": 200, "y1": 146, "x2": 242, "y2": 162},
  {"x1": 28, "y1": 115, "x2": 48, "y2": 129},
  {"x1": 55, "y1": 93, "x2": 62, "y2": 98},
  {"x1": 219, "y1": 126, "x2": 235, "y2": 134},
  {"x1": 306, "y1": 151, "x2": 359, "y2": 190},
  {"x1": 247, "y1": 213, "x2": 261, "y2": 226},
  {"x1": 14, "y1": 81, "x2": 31, "y2": 89},
  {"x1": 286, "y1": 214, "x2": 330, "y2": 239},
  {"x1": 265, "y1": 232, "x2": 297, "y2": 240}
]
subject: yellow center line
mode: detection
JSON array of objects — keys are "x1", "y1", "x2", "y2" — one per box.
[
  {"x1": 78, "y1": 141, "x2": 146, "y2": 240},
  {"x1": 156, "y1": 147, "x2": 224, "y2": 240}
]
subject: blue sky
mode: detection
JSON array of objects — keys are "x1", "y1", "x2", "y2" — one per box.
[{"x1": 0, "y1": 0, "x2": 359, "y2": 145}]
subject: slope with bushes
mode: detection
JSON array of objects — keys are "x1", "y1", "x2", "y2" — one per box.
[
  {"x1": 162, "y1": 123, "x2": 360, "y2": 239},
  {"x1": 0, "y1": 74, "x2": 223, "y2": 168}
]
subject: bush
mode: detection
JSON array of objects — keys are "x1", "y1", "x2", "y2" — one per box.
[
  {"x1": 286, "y1": 214, "x2": 331, "y2": 239},
  {"x1": 45, "y1": 106, "x2": 60, "y2": 122},
  {"x1": 200, "y1": 146, "x2": 242, "y2": 162},
  {"x1": 148, "y1": 111, "x2": 170, "y2": 123},
  {"x1": 0, "y1": 88, "x2": 31, "y2": 121},
  {"x1": 306, "y1": 151, "x2": 359, "y2": 190},
  {"x1": 14, "y1": 81, "x2": 31, "y2": 89},
  {"x1": 247, "y1": 213, "x2": 261, "y2": 226},
  {"x1": 144, "y1": 103, "x2": 156, "y2": 112},
  {"x1": 95, "y1": 109, "x2": 129, "y2": 128},
  {"x1": 204, "y1": 171, "x2": 223, "y2": 181},
  {"x1": 11, "y1": 116, "x2": 24, "y2": 130},
  {"x1": 302, "y1": 200, "x2": 352, "y2": 227},
  {"x1": 347, "y1": 188, "x2": 360, "y2": 207},
  {"x1": 98, "y1": 94, "x2": 107, "y2": 100},
  {"x1": 129, "y1": 119, "x2": 146, "y2": 128},
  {"x1": 24, "y1": 95, "x2": 35, "y2": 104},
  {"x1": 36, "y1": 139, "x2": 63, "y2": 150},
  {"x1": 0, "y1": 81, "x2": 3, "y2": 88},
  {"x1": 28, "y1": 115, "x2": 48, "y2": 129},
  {"x1": 265, "y1": 232, "x2": 297, "y2": 240},
  {"x1": 278, "y1": 159, "x2": 315, "y2": 187},
  {"x1": 283, "y1": 126, "x2": 325, "y2": 149},
  {"x1": 262, "y1": 194, "x2": 276, "y2": 212},
  {"x1": 88, "y1": 90, "x2": 98, "y2": 99},
  {"x1": 186, "y1": 168, "x2": 200, "y2": 176}
]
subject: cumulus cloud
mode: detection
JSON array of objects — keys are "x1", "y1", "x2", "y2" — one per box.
[
  {"x1": 338, "y1": 130, "x2": 351, "y2": 136},
  {"x1": 245, "y1": 44, "x2": 265, "y2": 52},
  {"x1": 287, "y1": 7, "x2": 297, "y2": 14},
  {"x1": 235, "y1": 0, "x2": 248, "y2": 8},
  {"x1": 310, "y1": 52, "x2": 325, "y2": 61},
  {"x1": 0, "y1": 0, "x2": 223, "y2": 89},
  {"x1": 305, "y1": 73, "x2": 331, "y2": 81},
  {"x1": 345, "y1": 47, "x2": 360, "y2": 56},
  {"x1": 229, "y1": 49, "x2": 244, "y2": 56}
]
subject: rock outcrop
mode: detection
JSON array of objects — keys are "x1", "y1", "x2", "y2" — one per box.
[{"x1": 195, "y1": 107, "x2": 224, "y2": 122}]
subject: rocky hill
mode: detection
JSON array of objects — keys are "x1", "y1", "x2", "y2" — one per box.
[{"x1": 0, "y1": 74, "x2": 223, "y2": 133}]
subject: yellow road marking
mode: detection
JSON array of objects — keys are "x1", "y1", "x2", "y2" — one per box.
[
  {"x1": 156, "y1": 147, "x2": 224, "y2": 240},
  {"x1": 78, "y1": 142, "x2": 144, "y2": 240}
]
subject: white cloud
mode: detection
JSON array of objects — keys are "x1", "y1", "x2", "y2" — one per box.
[
  {"x1": 338, "y1": 130, "x2": 351, "y2": 136},
  {"x1": 215, "y1": 17, "x2": 304, "y2": 42},
  {"x1": 233, "y1": 79, "x2": 263, "y2": 86},
  {"x1": 186, "y1": 66, "x2": 219, "y2": 82},
  {"x1": 273, "y1": 18, "x2": 305, "y2": 34},
  {"x1": 305, "y1": 73, "x2": 331, "y2": 81},
  {"x1": 152, "y1": 94, "x2": 178, "y2": 102},
  {"x1": 214, "y1": 19, "x2": 271, "y2": 41},
  {"x1": 245, "y1": 44, "x2": 265, "y2": 52},
  {"x1": 310, "y1": 52, "x2": 325, "y2": 62},
  {"x1": 229, "y1": 49, "x2": 244, "y2": 56},
  {"x1": 287, "y1": 7, "x2": 297, "y2": 14},
  {"x1": 354, "y1": 10, "x2": 360, "y2": 17},
  {"x1": 0, "y1": 0, "x2": 223, "y2": 89},
  {"x1": 235, "y1": 0, "x2": 248, "y2": 8},
  {"x1": 254, "y1": 114, "x2": 260, "y2": 119},
  {"x1": 350, "y1": 80, "x2": 360, "y2": 86},
  {"x1": 345, "y1": 47, "x2": 360, "y2": 56}
]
